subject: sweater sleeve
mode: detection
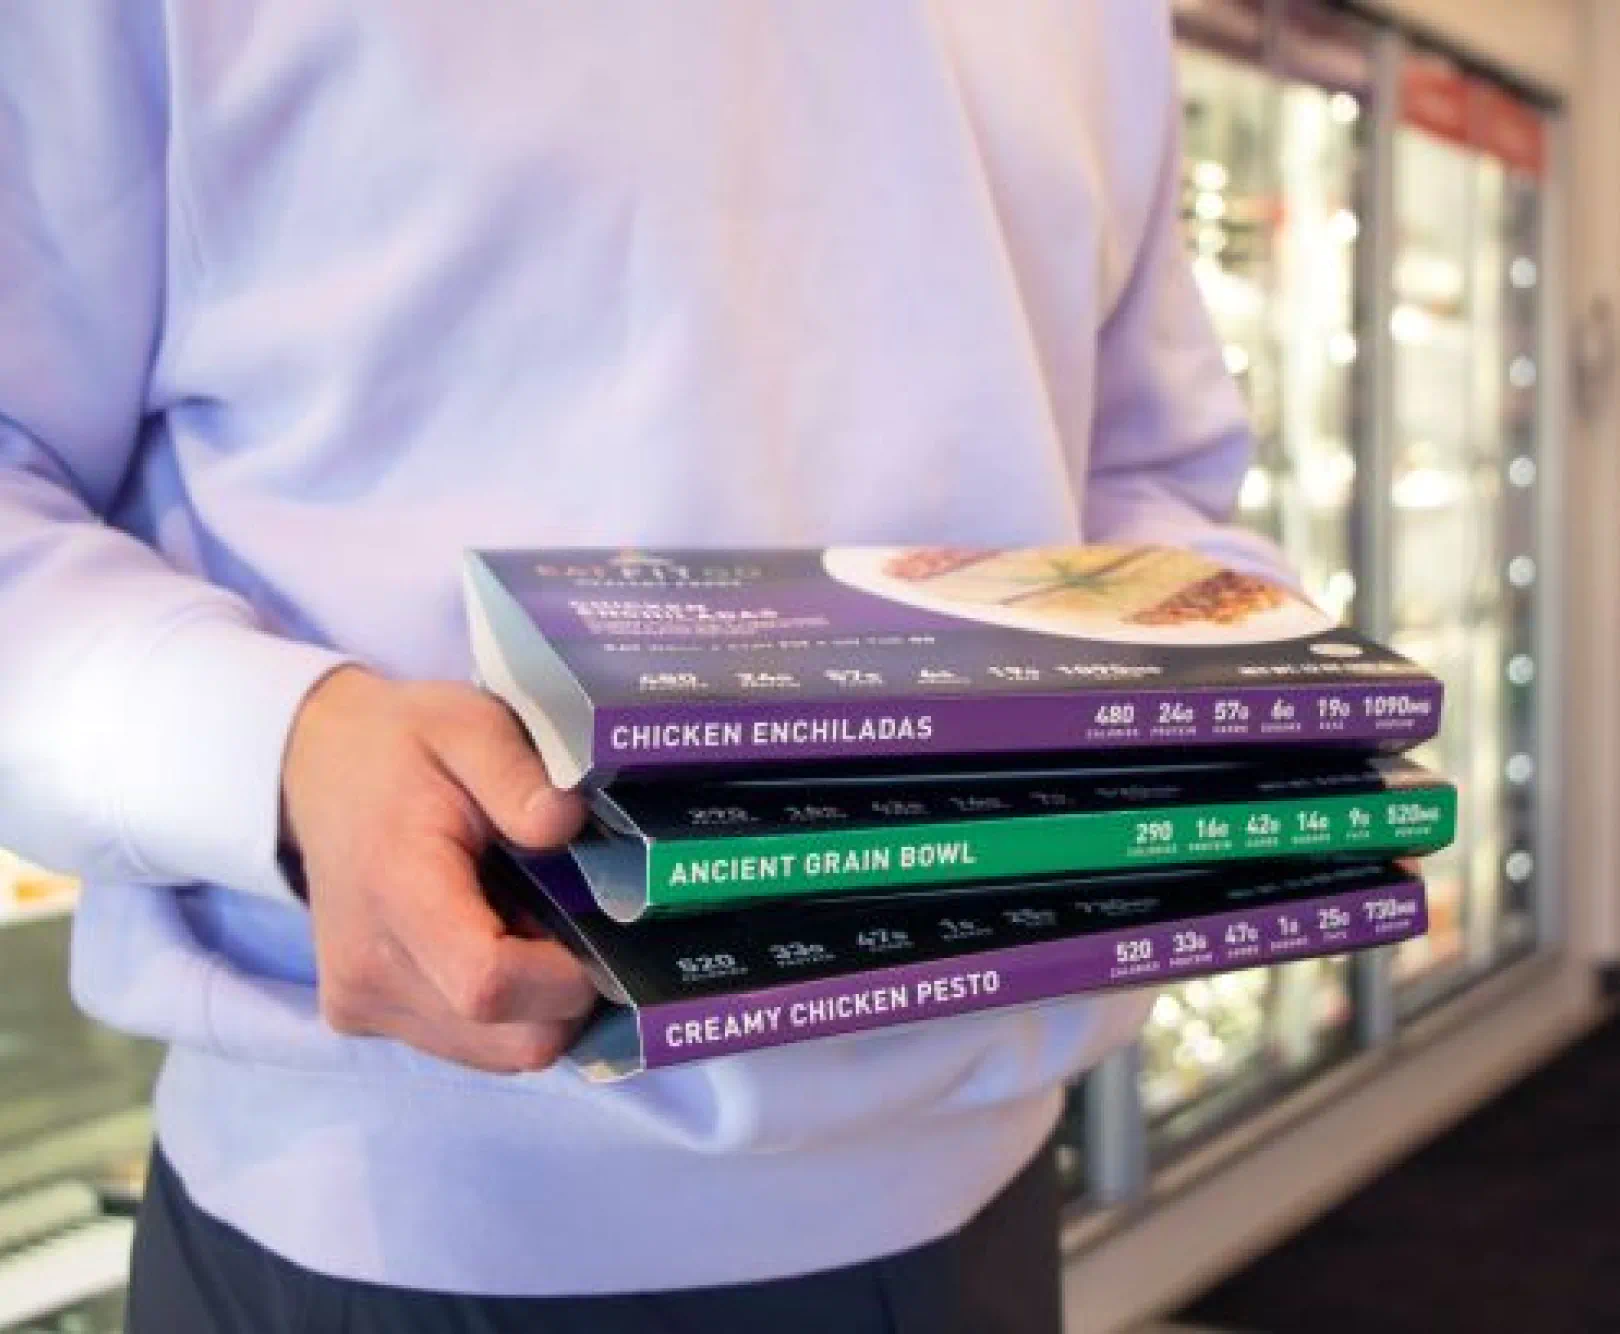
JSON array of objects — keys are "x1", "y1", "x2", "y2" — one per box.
[
  {"x1": 1082, "y1": 8, "x2": 1295, "y2": 586},
  {"x1": 0, "y1": 5, "x2": 349, "y2": 899}
]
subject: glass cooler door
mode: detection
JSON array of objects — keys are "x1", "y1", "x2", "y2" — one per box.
[
  {"x1": 1387, "y1": 57, "x2": 1547, "y2": 1010},
  {"x1": 1137, "y1": 1, "x2": 1369, "y2": 1153},
  {"x1": 1057, "y1": 13, "x2": 1557, "y2": 1210},
  {"x1": 1265, "y1": 6, "x2": 1370, "y2": 624}
]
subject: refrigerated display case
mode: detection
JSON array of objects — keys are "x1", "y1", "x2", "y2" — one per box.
[
  {"x1": 1387, "y1": 54, "x2": 1547, "y2": 1012},
  {"x1": 1141, "y1": 0, "x2": 1373, "y2": 1158},
  {"x1": 1059, "y1": 2, "x2": 1558, "y2": 1200}
]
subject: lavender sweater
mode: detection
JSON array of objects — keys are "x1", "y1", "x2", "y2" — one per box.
[{"x1": 0, "y1": 0, "x2": 1279, "y2": 1293}]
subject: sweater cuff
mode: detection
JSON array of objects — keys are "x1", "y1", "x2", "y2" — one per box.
[{"x1": 113, "y1": 615, "x2": 354, "y2": 901}]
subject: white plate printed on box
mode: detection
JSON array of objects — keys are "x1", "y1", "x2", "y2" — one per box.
[{"x1": 821, "y1": 547, "x2": 1334, "y2": 646}]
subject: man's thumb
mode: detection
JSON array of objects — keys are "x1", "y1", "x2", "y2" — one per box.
[{"x1": 433, "y1": 696, "x2": 587, "y2": 849}]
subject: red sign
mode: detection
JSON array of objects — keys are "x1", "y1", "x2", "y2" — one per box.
[
  {"x1": 1401, "y1": 56, "x2": 1471, "y2": 148},
  {"x1": 1401, "y1": 55, "x2": 1548, "y2": 179},
  {"x1": 1474, "y1": 84, "x2": 1547, "y2": 179}
]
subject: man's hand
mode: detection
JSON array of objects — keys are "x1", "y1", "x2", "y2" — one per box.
[{"x1": 281, "y1": 667, "x2": 596, "y2": 1073}]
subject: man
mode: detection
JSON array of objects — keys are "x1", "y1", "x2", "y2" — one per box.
[{"x1": 0, "y1": 3, "x2": 1283, "y2": 1329}]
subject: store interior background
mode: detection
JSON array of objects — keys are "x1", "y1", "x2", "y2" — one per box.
[{"x1": 3, "y1": 1, "x2": 1620, "y2": 1331}]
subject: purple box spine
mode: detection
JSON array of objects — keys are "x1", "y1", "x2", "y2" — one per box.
[
  {"x1": 638, "y1": 882, "x2": 1427, "y2": 1068},
  {"x1": 595, "y1": 681, "x2": 1444, "y2": 772}
]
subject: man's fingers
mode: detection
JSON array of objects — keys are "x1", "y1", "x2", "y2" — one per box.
[
  {"x1": 388, "y1": 842, "x2": 599, "y2": 1024},
  {"x1": 435, "y1": 1019, "x2": 580, "y2": 1074},
  {"x1": 349, "y1": 958, "x2": 588, "y2": 1073},
  {"x1": 428, "y1": 696, "x2": 586, "y2": 850},
  {"x1": 292, "y1": 677, "x2": 601, "y2": 1074},
  {"x1": 377, "y1": 1008, "x2": 584, "y2": 1075},
  {"x1": 319, "y1": 923, "x2": 593, "y2": 1073}
]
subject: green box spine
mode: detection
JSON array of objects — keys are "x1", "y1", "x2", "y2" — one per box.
[{"x1": 643, "y1": 786, "x2": 1456, "y2": 910}]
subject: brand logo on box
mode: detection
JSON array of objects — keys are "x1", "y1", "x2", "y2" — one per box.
[{"x1": 533, "y1": 551, "x2": 764, "y2": 585}]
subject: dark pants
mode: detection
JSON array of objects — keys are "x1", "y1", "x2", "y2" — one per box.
[{"x1": 128, "y1": 1141, "x2": 1063, "y2": 1334}]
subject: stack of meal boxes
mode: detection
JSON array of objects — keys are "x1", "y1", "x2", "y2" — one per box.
[{"x1": 466, "y1": 546, "x2": 1452, "y2": 1081}]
